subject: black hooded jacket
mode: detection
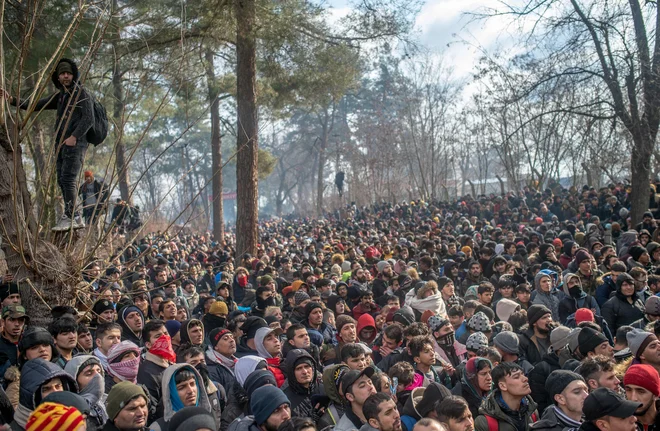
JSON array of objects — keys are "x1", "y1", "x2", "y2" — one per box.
[
  {"x1": 282, "y1": 349, "x2": 323, "y2": 418},
  {"x1": 13, "y1": 59, "x2": 94, "y2": 145},
  {"x1": 116, "y1": 306, "x2": 144, "y2": 347}
]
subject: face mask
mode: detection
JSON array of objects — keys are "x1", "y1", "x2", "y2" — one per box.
[
  {"x1": 257, "y1": 296, "x2": 276, "y2": 309},
  {"x1": 238, "y1": 274, "x2": 248, "y2": 287},
  {"x1": 195, "y1": 362, "x2": 210, "y2": 382},
  {"x1": 568, "y1": 286, "x2": 581, "y2": 297},
  {"x1": 149, "y1": 333, "x2": 176, "y2": 362},
  {"x1": 437, "y1": 331, "x2": 455, "y2": 346}
]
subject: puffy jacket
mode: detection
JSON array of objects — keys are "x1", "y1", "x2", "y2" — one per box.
[
  {"x1": 595, "y1": 275, "x2": 618, "y2": 307},
  {"x1": 148, "y1": 363, "x2": 212, "y2": 431},
  {"x1": 475, "y1": 391, "x2": 538, "y2": 431},
  {"x1": 281, "y1": 349, "x2": 323, "y2": 418},
  {"x1": 317, "y1": 365, "x2": 348, "y2": 430},
  {"x1": 601, "y1": 274, "x2": 645, "y2": 331},
  {"x1": 518, "y1": 327, "x2": 548, "y2": 366}
]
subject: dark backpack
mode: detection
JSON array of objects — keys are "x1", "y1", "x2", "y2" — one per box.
[{"x1": 86, "y1": 92, "x2": 108, "y2": 146}]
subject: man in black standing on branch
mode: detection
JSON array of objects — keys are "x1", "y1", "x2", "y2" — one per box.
[{"x1": 1, "y1": 58, "x2": 94, "y2": 231}]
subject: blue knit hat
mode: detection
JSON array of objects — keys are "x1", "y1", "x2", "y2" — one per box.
[{"x1": 251, "y1": 386, "x2": 290, "y2": 425}]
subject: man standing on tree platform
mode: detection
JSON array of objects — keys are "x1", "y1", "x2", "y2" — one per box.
[{"x1": 1, "y1": 58, "x2": 94, "y2": 231}]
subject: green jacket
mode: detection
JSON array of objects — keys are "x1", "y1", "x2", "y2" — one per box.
[{"x1": 475, "y1": 391, "x2": 538, "y2": 431}]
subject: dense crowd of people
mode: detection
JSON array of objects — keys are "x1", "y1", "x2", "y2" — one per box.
[{"x1": 0, "y1": 183, "x2": 659, "y2": 431}]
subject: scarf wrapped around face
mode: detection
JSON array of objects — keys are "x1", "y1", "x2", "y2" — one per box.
[{"x1": 149, "y1": 333, "x2": 177, "y2": 363}]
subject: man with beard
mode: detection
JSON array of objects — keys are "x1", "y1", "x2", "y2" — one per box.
[
  {"x1": 627, "y1": 329, "x2": 660, "y2": 374},
  {"x1": 579, "y1": 388, "x2": 640, "y2": 431},
  {"x1": 474, "y1": 362, "x2": 538, "y2": 431},
  {"x1": 623, "y1": 364, "x2": 660, "y2": 431},
  {"x1": 579, "y1": 355, "x2": 621, "y2": 392},
  {"x1": 461, "y1": 262, "x2": 487, "y2": 297},
  {"x1": 437, "y1": 396, "x2": 475, "y2": 431},
  {"x1": 362, "y1": 393, "x2": 403, "y2": 431},
  {"x1": 373, "y1": 261, "x2": 395, "y2": 306},
  {"x1": 428, "y1": 316, "x2": 464, "y2": 375},
  {"x1": 305, "y1": 302, "x2": 337, "y2": 346},
  {"x1": 353, "y1": 291, "x2": 381, "y2": 320},
  {"x1": 228, "y1": 386, "x2": 291, "y2": 431},
  {"x1": 518, "y1": 304, "x2": 553, "y2": 365},
  {"x1": 531, "y1": 371, "x2": 588, "y2": 431}
]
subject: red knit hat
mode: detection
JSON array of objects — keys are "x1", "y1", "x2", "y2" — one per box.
[
  {"x1": 575, "y1": 308, "x2": 594, "y2": 325},
  {"x1": 624, "y1": 364, "x2": 660, "y2": 396}
]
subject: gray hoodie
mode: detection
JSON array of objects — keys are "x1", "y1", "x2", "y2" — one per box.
[
  {"x1": 148, "y1": 363, "x2": 212, "y2": 431},
  {"x1": 64, "y1": 355, "x2": 108, "y2": 431}
]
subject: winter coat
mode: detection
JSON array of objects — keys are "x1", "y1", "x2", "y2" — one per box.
[
  {"x1": 10, "y1": 358, "x2": 77, "y2": 431},
  {"x1": 148, "y1": 363, "x2": 212, "y2": 431},
  {"x1": 558, "y1": 291, "x2": 599, "y2": 325},
  {"x1": 318, "y1": 365, "x2": 347, "y2": 430},
  {"x1": 357, "y1": 314, "x2": 377, "y2": 345},
  {"x1": 281, "y1": 349, "x2": 323, "y2": 418},
  {"x1": 136, "y1": 353, "x2": 168, "y2": 405},
  {"x1": 404, "y1": 288, "x2": 448, "y2": 320},
  {"x1": 334, "y1": 409, "x2": 365, "y2": 431},
  {"x1": 518, "y1": 327, "x2": 548, "y2": 366},
  {"x1": 221, "y1": 381, "x2": 248, "y2": 431},
  {"x1": 475, "y1": 391, "x2": 538, "y2": 431},
  {"x1": 532, "y1": 272, "x2": 565, "y2": 322},
  {"x1": 527, "y1": 352, "x2": 560, "y2": 416},
  {"x1": 531, "y1": 405, "x2": 579, "y2": 431},
  {"x1": 601, "y1": 291, "x2": 645, "y2": 332},
  {"x1": 227, "y1": 415, "x2": 262, "y2": 431},
  {"x1": 206, "y1": 347, "x2": 237, "y2": 395}
]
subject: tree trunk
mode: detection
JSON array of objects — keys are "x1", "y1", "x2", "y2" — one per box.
[
  {"x1": 630, "y1": 134, "x2": 654, "y2": 226},
  {"x1": 205, "y1": 48, "x2": 224, "y2": 244},
  {"x1": 0, "y1": 125, "x2": 70, "y2": 325},
  {"x1": 235, "y1": 0, "x2": 258, "y2": 255},
  {"x1": 112, "y1": 0, "x2": 131, "y2": 203},
  {"x1": 317, "y1": 123, "x2": 327, "y2": 217}
]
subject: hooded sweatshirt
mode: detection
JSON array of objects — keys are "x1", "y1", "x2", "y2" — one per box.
[
  {"x1": 281, "y1": 349, "x2": 322, "y2": 418},
  {"x1": 254, "y1": 328, "x2": 285, "y2": 387},
  {"x1": 531, "y1": 271, "x2": 563, "y2": 321},
  {"x1": 11, "y1": 358, "x2": 77, "y2": 431},
  {"x1": 357, "y1": 314, "x2": 377, "y2": 345},
  {"x1": 148, "y1": 363, "x2": 212, "y2": 431},
  {"x1": 317, "y1": 364, "x2": 348, "y2": 430},
  {"x1": 176, "y1": 319, "x2": 205, "y2": 360},
  {"x1": 117, "y1": 305, "x2": 144, "y2": 347},
  {"x1": 64, "y1": 355, "x2": 108, "y2": 431}
]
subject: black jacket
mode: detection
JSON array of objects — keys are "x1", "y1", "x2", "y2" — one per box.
[
  {"x1": 601, "y1": 291, "x2": 645, "y2": 331},
  {"x1": 528, "y1": 352, "x2": 560, "y2": 415},
  {"x1": 281, "y1": 349, "x2": 323, "y2": 418},
  {"x1": 531, "y1": 405, "x2": 579, "y2": 431},
  {"x1": 14, "y1": 59, "x2": 94, "y2": 145},
  {"x1": 116, "y1": 307, "x2": 144, "y2": 347},
  {"x1": 518, "y1": 327, "x2": 548, "y2": 366}
]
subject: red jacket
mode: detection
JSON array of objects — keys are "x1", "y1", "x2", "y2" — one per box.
[{"x1": 266, "y1": 357, "x2": 285, "y2": 387}]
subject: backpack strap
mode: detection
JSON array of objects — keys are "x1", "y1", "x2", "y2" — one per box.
[{"x1": 485, "y1": 415, "x2": 498, "y2": 431}]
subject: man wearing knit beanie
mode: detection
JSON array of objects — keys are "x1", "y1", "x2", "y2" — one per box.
[
  {"x1": 168, "y1": 406, "x2": 217, "y2": 431},
  {"x1": 624, "y1": 364, "x2": 660, "y2": 428},
  {"x1": 519, "y1": 304, "x2": 552, "y2": 365},
  {"x1": 235, "y1": 386, "x2": 291, "y2": 430},
  {"x1": 626, "y1": 328, "x2": 660, "y2": 372},
  {"x1": 105, "y1": 381, "x2": 149, "y2": 430},
  {"x1": 493, "y1": 331, "x2": 534, "y2": 378},
  {"x1": 578, "y1": 327, "x2": 613, "y2": 359},
  {"x1": 26, "y1": 402, "x2": 85, "y2": 431},
  {"x1": 206, "y1": 328, "x2": 238, "y2": 395},
  {"x1": 539, "y1": 370, "x2": 588, "y2": 430},
  {"x1": 527, "y1": 326, "x2": 572, "y2": 414}
]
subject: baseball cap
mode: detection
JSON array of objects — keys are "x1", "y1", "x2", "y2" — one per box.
[
  {"x1": 241, "y1": 316, "x2": 268, "y2": 340},
  {"x1": 2, "y1": 305, "x2": 27, "y2": 320},
  {"x1": 341, "y1": 367, "x2": 375, "y2": 396},
  {"x1": 583, "y1": 388, "x2": 641, "y2": 421}
]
